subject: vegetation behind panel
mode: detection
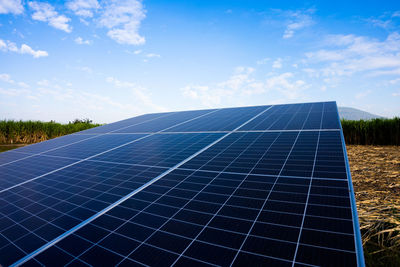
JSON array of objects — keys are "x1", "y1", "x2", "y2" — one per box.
[
  {"x1": 341, "y1": 118, "x2": 400, "y2": 146},
  {"x1": 0, "y1": 119, "x2": 101, "y2": 144}
]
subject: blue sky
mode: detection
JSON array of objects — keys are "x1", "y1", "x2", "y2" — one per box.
[{"x1": 1, "y1": 0, "x2": 400, "y2": 123}]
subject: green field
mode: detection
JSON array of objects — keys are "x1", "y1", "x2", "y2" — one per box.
[
  {"x1": 341, "y1": 117, "x2": 400, "y2": 146},
  {"x1": 0, "y1": 119, "x2": 101, "y2": 145}
]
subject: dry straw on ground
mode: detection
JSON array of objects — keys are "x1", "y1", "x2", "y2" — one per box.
[{"x1": 347, "y1": 145, "x2": 400, "y2": 266}]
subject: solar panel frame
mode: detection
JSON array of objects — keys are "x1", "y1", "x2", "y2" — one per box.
[{"x1": 0, "y1": 102, "x2": 365, "y2": 267}]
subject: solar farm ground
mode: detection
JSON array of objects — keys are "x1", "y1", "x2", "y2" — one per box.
[{"x1": 347, "y1": 145, "x2": 400, "y2": 267}]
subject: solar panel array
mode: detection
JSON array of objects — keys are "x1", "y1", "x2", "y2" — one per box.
[{"x1": 0, "y1": 101, "x2": 364, "y2": 267}]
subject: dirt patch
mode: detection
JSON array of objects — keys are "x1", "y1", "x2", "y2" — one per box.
[{"x1": 347, "y1": 145, "x2": 400, "y2": 266}]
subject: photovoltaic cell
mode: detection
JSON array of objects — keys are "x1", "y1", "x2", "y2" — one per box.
[
  {"x1": 0, "y1": 101, "x2": 364, "y2": 267},
  {"x1": 0, "y1": 151, "x2": 33, "y2": 165},
  {"x1": 0, "y1": 155, "x2": 78, "y2": 191},
  {"x1": 163, "y1": 106, "x2": 268, "y2": 132},
  {"x1": 9, "y1": 134, "x2": 98, "y2": 155},
  {"x1": 91, "y1": 133, "x2": 224, "y2": 167},
  {"x1": 43, "y1": 134, "x2": 146, "y2": 159},
  {"x1": 77, "y1": 112, "x2": 173, "y2": 134},
  {"x1": 114, "y1": 109, "x2": 217, "y2": 133}
]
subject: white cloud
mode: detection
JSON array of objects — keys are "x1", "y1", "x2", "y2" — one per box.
[
  {"x1": 75, "y1": 37, "x2": 92, "y2": 45},
  {"x1": 28, "y1": 1, "x2": 72, "y2": 33},
  {"x1": 37, "y1": 79, "x2": 49, "y2": 86},
  {"x1": 106, "y1": 76, "x2": 165, "y2": 111},
  {"x1": 66, "y1": 0, "x2": 99, "y2": 18},
  {"x1": 77, "y1": 66, "x2": 93, "y2": 73},
  {"x1": 0, "y1": 87, "x2": 32, "y2": 97},
  {"x1": 134, "y1": 49, "x2": 142, "y2": 54},
  {"x1": 99, "y1": 0, "x2": 146, "y2": 45},
  {"x1": 389, "y1": 78, "x2": 400, "y2": 84},
  {"x1": 305, "y1": 32, "x2": 400, "y2": 77},
  {"x1": 181, "y1": 67, "x2": 309, "y2": 107},
  {"x1": 283, "y1": 9, "x2": 314, "y2": 39},
  {"x1": 355, "y1": 89, "x2": 372, "y2": 99},
  {"x1": 0, "y1": 0, "x2": 23, "y2": 14},
  {"x1": 0, "y1": 39, "x2": 48, "y2": 58},
  {"x1": 0, "y1": 73, "x2": 14, "y2": 83},
  {"x1": 272, "y1": 58, "x2": 282, "y2": 69},
  {"x1": 264, "y1": 72, "x2": 308, "y2": 99},
  {"x1": 18, "y1": 82, "x2": 29, "y2": 88},
  {"x1": 20, "y1": 44, "x2": 48, "y2": 58},
  {"x1": 145, "y1": 53, "x2": 160, "y2": 58},
  {"x1": 256, "y1": 57, "x2": 269, "y2": 65}
]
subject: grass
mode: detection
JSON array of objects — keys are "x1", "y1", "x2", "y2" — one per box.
[
  {"x1": 0, "y1": 119, "x2": 101, "y2": 144},
  {"x1": 341, "y1": 117, "x2": 400, "y2": 145}
]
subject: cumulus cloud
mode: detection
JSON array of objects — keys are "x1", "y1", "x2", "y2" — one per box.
[
  {"x1": 181, "y1": 67, "x2": 309, "y2": 106},
  {"x1": 0, "y1": 39, "x2": 48, "y2": 58},
  {"x1": 75, "y1": 37, "x2": 92, "y2": 45},
  {"x1": 99, "y1": 0, "x2": 146, "y2": 45},
  {"x1": 305, "y1": 32, "x2": 400, "y2": 77},
  {"x1": 66, "y1": 0, "x2": 99, "y2": 17},
  {"x1": 28, "y1": 1, "x2": 72, "y2": 33},
  {"x1": 0, "y1": 0, "x2": 23, "y2": 14},
  {"x1": 264, "y1": 72, "x2": 308, "y2": 99},
  {"x1": 20, "y1": 44, "x2": 48, "y2": 57}
]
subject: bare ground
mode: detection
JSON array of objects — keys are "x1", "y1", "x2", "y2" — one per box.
[{"x1": 347, "y1": 145, "x2": 400, "y2": 266}]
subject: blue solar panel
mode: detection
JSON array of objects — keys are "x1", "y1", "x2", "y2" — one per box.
[
  {"x1": 115, "y1": 109, "x2": 217, "y2": 133},
  {"x1": 10, "y1": 134, "x2": 97, "y2": 154},
  {"x1": 78, "y1": 112, "x2": 173, "y2": 134},
  {"x1": 0, "y1": 102, "x2": 364, "y2": 267}
]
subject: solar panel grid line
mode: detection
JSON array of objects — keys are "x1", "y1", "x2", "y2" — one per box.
[
  {"x1": 11, "y1": 105, "x2": 273, "y2": 265},
  {"x1": 176, "y1": 166, "x2": 354, "y2": 182},
  {"x1": 1, "y1": 102, "x2": 363, "y2": 266},
  {"x1": 21, "y1": 183, "x2": 354, "y2": 266},
  {"x1": 0, "y1": 166, "x2": 167, "y2": 235},
  {"x1": 0, "y1": 212, "x2": 37, "y2": 264},
  {"x1": 245, "y1": 104, "x2": 293, "y2": 131},
  {"x1": 96, "y1": 190, "x2": 353, "y2": 237},
  {"x1": 4, "y1": 170, "x2": 353, "y2": 244},
  {"x1": 0, "y1": 135, "x2": 149, "y2": 194},
  {"x1": 61, "y1": 122, "x2": 269, "y2": 266},
  {"x1": 0, "y1": 135, "x2": 101, "y2": 168},
  {"x1": 7, "y1": 144, "x2": 351, "y2": 183},
  {"x1": 102, "y1": 191, "x2": 353, "y2": 236},
  {"x1": 8, "y1": 184, "x2": 324, "y2": 267},
  {"x1": 336, "y1": 105, "x2": 365, "y2": 267},
  {"x1": 0, "y1": 166, "x2": 169, "y2": 264},
  {"x1": 0, "y1": 112, "x2": 176, "y2": 168},
  {"x1": 291, "y1": 102, "x2": 324, "y2": 266},
  {"x1": 228, "y1": 105, "x2": 314, "y2": 266},
  {"x1": 111, "y1": 130, "x2": 277, "y2": 265},
  {"x1": 71, "y1": 128, "x2": 342, "y2": 136},
  {"x1": 110, "y1": 181, "x2": 353, "y2": 223},
  {"x1": 168, "y1": 131, "x2": 285, "y2": 266},
  {"x1": 1, "y1": 136, "x2": 222, "y2": 264},
  {"x1": 0, "y1": 109, "x2": 222, "y2": 194}
]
